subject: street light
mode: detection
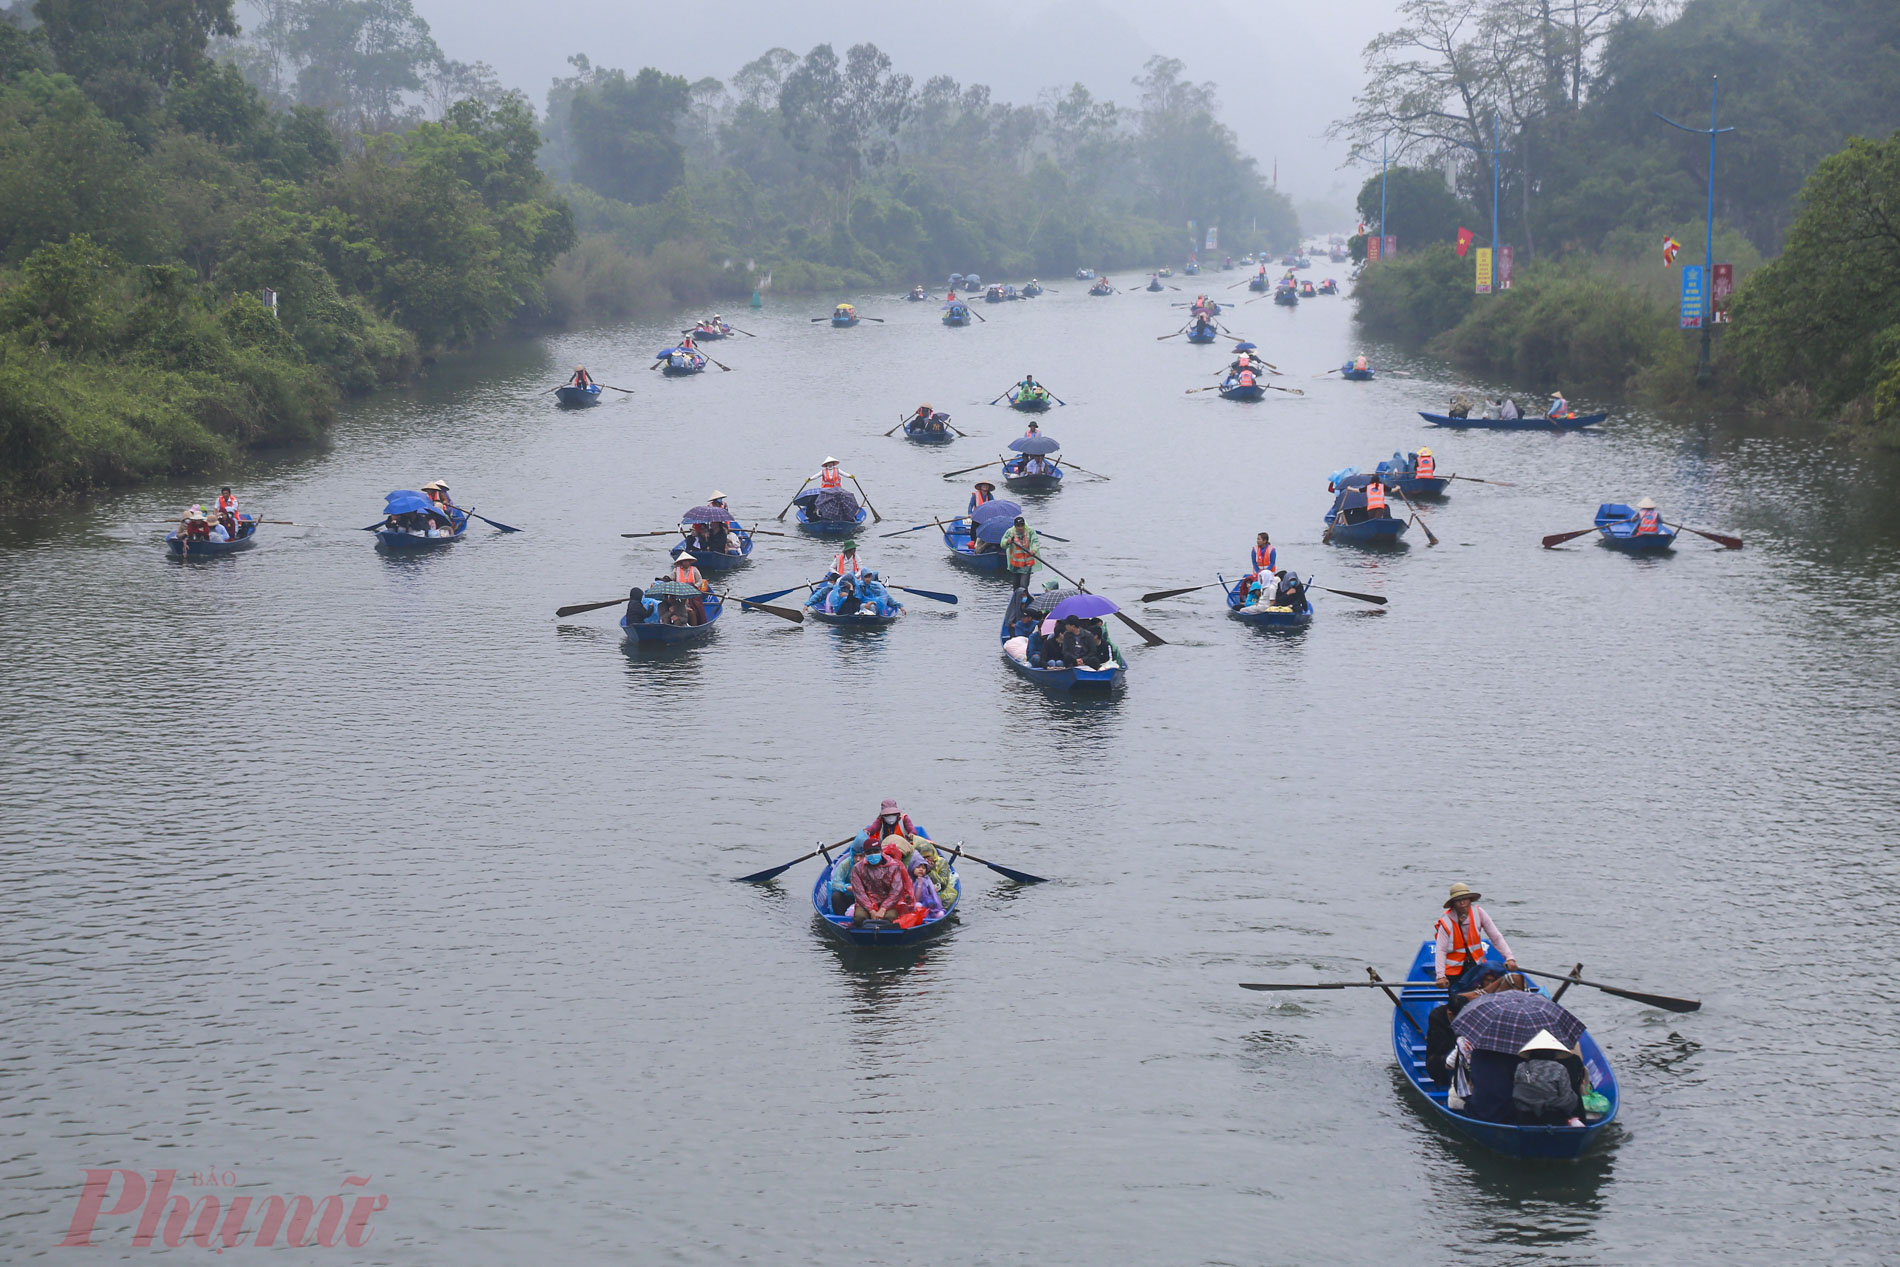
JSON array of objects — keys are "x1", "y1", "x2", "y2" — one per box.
[{"x1": 1656, "y1": 75, "x2": 1735, "y2": 387}]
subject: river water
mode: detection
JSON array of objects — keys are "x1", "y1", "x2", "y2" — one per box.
[{"x1": 3, "y1": 273, "x2": 1898, "y2": 1264}]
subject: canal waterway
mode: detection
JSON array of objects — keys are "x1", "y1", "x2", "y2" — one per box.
[{"x1": 3, "y1": 273, "x2": 1897, "y2": 1263}]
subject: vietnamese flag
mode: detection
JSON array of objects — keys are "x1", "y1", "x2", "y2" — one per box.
[
  {"x1": 1455, "y1": 227, "x2": 1475, "y2": 258},
  {"x1": 1662, "y1": 236, "x2": 1681, "y2": 265}
]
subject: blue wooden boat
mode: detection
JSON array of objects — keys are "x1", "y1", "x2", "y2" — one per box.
[
  {"x1": 1318, "y1": 279, "x2": 1340, "y2": 295},
  {"x1": 943, "y1": 520, "x2": 1005, "y2": 571},
  {"x1": 1088, "y1": 281, "x2": 1114, "y2": 296},
  {"x1": 1021, "y1": 281, "x2": 1044, "y2": 297},
  {"x1": 1223, "y1": 575, "x2": 1313, "y2": 628},
  {"x1": 1594, "y1": 503, "x2": 1678, "y2": 552},
  {"x1": 1248, "y1": 275, "x2": 1269, "y2": 292},
  {"x1": 794, "y1": 504, "x2": 869, "y2": 535},
  {"x1": 1390, "y1": 941, "x2": 1619, "y2": 1159},
  {"x1": 943, "y1": 303, "x2": 972, "y2": 327},
  {"x1": 621, "y1": 592, "x2": 723, "y2": 644},
  {"x1": 830, "y1": 306, "x2": 860, "y2": 328},
  {"x1": 1340, "y1": 366, "x2": 1375, "y2": 381},
  {"x1": 1325, "y1": 514, "x2": 1407, "y2": 545},
  {"x1": 689, "y1": 322, "x2": 733, "y2": 340},
  {"x1": 555, "y1": 383, "x2": 602, "y2": 406},
  {"x1": 1273, "y1": 287, "x2": 1300, "y2": 307},
  {"x1": 670, "y1": 525, "x2": 754, "y2": 570},
  {"x1": 1219, "y1": 379, "x2": 1267, "y2": 402},
  {"x1": 903, "y1": 414, "x2": 955, "y2": 443},
  {"x1": 167, "y1": 514, "x2": 259, "y2": 557},
  {"x1": 811, "y1": 829, "x2": 961, "y2": 947},
  {"x1": 376, "y1": 505, "x2": 469, "y2": 549},
  {"x1": 1185, "y1": 325, "x2": 1220, "y2": 344},
  {"x1": 1146, "y1": 279, "x2": 1165, "y2": 292},
  {"x1": 1009, "y1": 391, "x2": 1053, "y2": 413},
  {"x1": 1386, "y1": 471, "x2": 1449, "y2": 497},
  {"x1": 1184, "y1": 262, "x2": 1200, "y2": 275},
  {"x1": 998, "y1": 589, "x2": 1123, "y2": 692},
  {"x1": 1001, "y1": 456, "x2": 1064, "y2": 492},
  {"x1": 984, "y1": 284, "x2": 1007, "y2": 303},
  {"x1": 1075, "y1": 268, "x2": 1096, "y2": 280},
  {"x1": 660, "y1": 348, "x2": 707, "y2": 376},
  {"x1": 906, "y1": 287, "x2": 930, "y2": 302},
  {"x1": 805, "y1": 577, "x2": 903, "y2": 628},
  {"x1": 1420, "y1": 411, "x2": 1605, "y2": 430}
]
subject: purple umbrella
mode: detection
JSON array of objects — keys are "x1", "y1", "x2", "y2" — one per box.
[
  {"x1": 1451, "y1": 990, "x2": 1585, "y2": 1055},
  {"x1": 970, "y1": 499, "x2": 1022, "y2": 524},
  {"x1": 681, "y1": 504, "x2": 733, "y2": 524},
  {"x1": 1008, "y1": 435, "x2": 1062, "y2": 455},
  {"x1": 1049, "y1": 593, "x2": 1119, "y2": 620}
]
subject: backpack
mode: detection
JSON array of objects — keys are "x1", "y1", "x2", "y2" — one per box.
[{"x1": 1513, "y1": 1057, "x2": 1579, "y2": 1120}]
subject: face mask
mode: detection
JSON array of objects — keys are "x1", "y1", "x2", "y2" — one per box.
[
  {"x1": 864, "y1": 854, "x2": 885, "y2": 866},
  {"x1": 882, "y1": 815, "x2": 898, "y2": 825}
]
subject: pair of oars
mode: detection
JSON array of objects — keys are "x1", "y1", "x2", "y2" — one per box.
[
  {"x1": 884, "y1": 413, "x2": 967, "y2": 437},
  {"x1": 359, "y1": 508, "x2": 521, "y2": 532},
  {"x1": 940, "y1": 457, "x2": 1113, "y2": 481},
  {"x1": 1187, "y1": 382, "x2": 1304, "y2": 396},
  {"x1": 774, "y1": 476, "x2": 883, "y2": 522},
  {"x1": 742, "y1": 578, "x2": 959, "y2": 607},
  {"x1": 553, "y1": 591, "x2": 805, "y2": 623},
  {"x1": 987, "y1": 386, "x2": 1067, "y2": 406},
  {"x1": 1139, "y1": 578, "x2": 1388, "y2": 606},
  {"x1": 541, "y1": 382, "x2": 634, "y2": 396},
  {"x1": 1029, "y1": 552, "x2": 1166, "y2": 648},
  {"x1": 1238, "y1": 966, "x2": 1701, "y2": 1013},
  {"x1": 810, "y1": 313, "x2": 886, "y2": 322},
  {"x1": 681, "y1": 323, "x2": 758, "y2": 337},
  {"x1": 877, "y1": 519, "x2": 1070, "y2": 544},
  {"x1": 735, "y1": 836, "x2": 1047, "y2": 885},
  {"x1": 620, "y1": 523, "x2": 788, "y2": 539},
  {"x1": 1543, "y1": 521, "x2": 1744, "y2": 549}
]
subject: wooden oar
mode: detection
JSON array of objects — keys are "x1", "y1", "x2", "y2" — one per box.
[
  {"x1": 622, "y1": 529, "x2": 687, "y2": 537},
  {"x1": 890, "y1": 584, "x2": 958, "y2": 605},
  {"x1": 1185, "y1": 385, "x2": 1223, "y2": 394},
  {"x1": 861, "y1": 316, "x2": 887, "y2": 323},
  {"x1": 1449, "y1": 474, "x2": 1515, "y2": 486},
  {"x1": 945, "y1": 842, "x2": 1048, "y2": 884},
  {"x1": 1047, "y1": 391, "x2": 1067, "y2": 405},
  {"x1": 1031, "y1": 553, "x2": 1165, "y2": 647},
  {"x1": 555, "y1": 597, "x2": 629, "y2": 618},
  {"x1": 725, "y1": 325, "x2": 759, "y2": 337},
  {"x1": 1312, "y1": 585, "x2": 1387, "y2": 606},
  {"x1": 735, "y1": 836, "x2": 855, "y2": 884},
  {"x1": 725, "y1": 593, "x2": 805, "y2": 623},
  {"x1": 1157, "y1": 327, "x2": 1187, "y2": 340},
  {"x1": 1054, "y1": 460, "x2": 1111, "y2": 480},
  {"x1": 848, "y1": 476, "x2": 883, "y2": 522},
  {"x1": 1263, "y1": 383, "x2": 1305, "y2": 396},
  {"x1": 1396, "y1": 487, "x2": 1437, "y2": 546},
  {"x1": 700, "y1": 351, "x2": 733, "y2": 371},
  {"x1": 776, "y1": 478, "x2": 811, "y2": 520},
  {"x1": 1542, "y1": 527, "x2": 1596, "y2": 548},
  {"x1": 969, "y1": 308, "x2": 987, "y2": 322},
  {"x1": 742, "y1": 583, "x2": 810, "y2": 605},
  {"x1": 1550, "y1": 962, "x2": 1584, "y2": 1004},
  {"x1": 1668, "y1": 521, "x2": 1744, "y2": 549},
  {"x1": 942, "y1": 459, "x2": 1002, "y2": 479},
  {"x1": 1239, "y1": 979, "x2": 1430, "y2": 992},
  {"x1": 598, "y1": 384, "x2": 635, "y2": 394},
  {"x1": 1140, "y1": 581, "x2": 1224, "y2": 602},
  {"x1": 465, "y1": 510, "x2": 521, "y2": 533},
  {"x1": 1369, "y1": 967, "x2": 1428, "y2": 1041},
  {"x1": 885, "y1": 415, "x2": 912, "y2": 436},
  {"x1": 879, "y1": 522, "x2": 938, "y2": 538},
  {"x1": 1314, "y1": 367, "x2": 1342, "y2": 378},
  {"x1": 1517, "y1": 967, "x2": 1701, "y2": 1013}
]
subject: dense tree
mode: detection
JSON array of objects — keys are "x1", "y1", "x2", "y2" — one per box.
[
  {"x1": 1354, "y1": 166, "x2": 1475, "y2": 255},
  {"x1": 566, "y1": 65, "x2": 690, "y2": 206},
  {"x1": 32, "y1": 0, "x2": 237, "y2": 123}
]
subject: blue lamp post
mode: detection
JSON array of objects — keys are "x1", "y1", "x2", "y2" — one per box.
[
  {"x1": 1656, "y1": 76, "x2": 1735, "y2": 386},
  {"x1": 1453, "y1": 116, "x2": 1509, "y2": 290}
]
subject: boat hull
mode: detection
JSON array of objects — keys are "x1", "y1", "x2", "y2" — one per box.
[
  {"x1": 811, "y1": 835, "x2": 960, "y2": 947},
  {"x1": 555, "y1": 384, "x2": 602, "y2": 406},
  {"x1": 1186, "y1": 329, "x2": 1219, "y2": 344},
  {"x1": 661, "y1": 361, "x2": 706, "y2": 376},
  {"x1": 1224, "y1": 578, "x2": 1313, "y2": 627},
  {"x1": 1326, "y1": 515, "x2": 1407, "y2": 545},
  {"x1": 1594, "y1": 503, "x2": 1677, "y2": 551},
  {"x1": 621, "y1": 593, "x2": 723, "y2": 643},
  {"x1": 670, "y1": 530, "x2": 754, "y2": 570},
  {"x1": 1219, "y1": 384, "x2": 1267, "y2": 401},
  {"x1": 1009, "y1": 397, "x2": 1052, "y2": 413},
  {"x1": 167, "y1": 516, "x2": 259, "y2": 556},
  {"x1": 1420, "y1": 411, "x2": 1605, "y2": 430},
  {"x1": 1390, "y1": 941, "x2": 1618, "y2": 1159},
  {"x1": 903, "y1": 421, "x2": 955, "y2": 443},
  {"x1": 943, "y1": 525, "x2": 1006, "y2": 571},
  {"x1": 999, "y1": 591, "x2": 1123, "y2": 692},
  {"x1": 1001, "y1": 460, "x2": 1064, "y2": 492},
  {"x1": 1389, "y1": 474, "x2": 1449, "y2": 497},
  {"x1": 794, "y1": 506, "x2": 869, "y2": 535},
  {"x1": 376, "y1": 507, "x2": 469, "y2": 549},
  {"x1": 1340, "y1": 368, "x2": 1375, "y2": 381},
  {"x1": 830, "y1": 316, "x2": 858, "y2": 327}
]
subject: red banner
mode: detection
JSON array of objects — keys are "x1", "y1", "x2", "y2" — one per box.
[
  {"x1": 1712, "y1": 263, "x2": 1734, "y2": 323},
  {"x1": 1455, "y1": 227, "x2": 1475, "y2": 258}
]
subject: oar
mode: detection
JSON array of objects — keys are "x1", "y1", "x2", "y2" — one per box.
[
  {"x1": 1396, "y1": 487, "x2": 1437, "y2": 546},
  {"x1": 726, "y1": 325, "x2": 759, "y2": 337},
  {"x1": 725, "y1": 593, "x2": 805, "y2": 624},
  {"x1": 1185, "y1": 385, "x2": 1223, "y2": 394},
  {"x1": 1517, "y1": 967, "x2": 1702, "y2": 1013},
  {"x1": 598, "y1": 384, "x2": 635, "y2": 394},
  {"x1": 942, "y1": 459, "x2": 1002, "y2": 479},
  {"x1": 1054, "y1": 460, "x2": 1111, "y2": 480},
  {"x1": 988, "y1": 388, "x2": 1012, "y2": 404},
  {"x1": 466, "y1": 510, "x2": 522, "y2": 533},
  {"x1": 1047, "y1": 391, "x2": 1067, "y2": 406},
  {"x1": 1157, "y1": 329, "x2": 1187, "y2": 341},
  {"x1": 1369, "y1": 967, "x2": 1428, "y2": 1041},
  {"x1": 890, "y1": 584, "x2": 958, "y2": 605},
  {"x1": 1262, "y1": 384, "x2": 1305, "y2": 396},
  {"x1": 701, "y1": 351, "x2": 734, "y2": 371},
  {"x1": 1239, "y1": 979, "x2": 1432, "y2": 992},
  {"x1": 945, "y1": 842, "x2": 1048, "y2": 885},
  {"x1": 1140, "y1": 581, "x2": 1224, "y2": 602},
  {"x1": 1668, "y1": 521, "x2": 1744, "y2": 549},
  {"x1": 969, "y1": 308, "x2": 988, "y2": 322},
  {"x1": 861, "y1": 316, "x2": 887, "y2": 323},
  {"x1": 1032, "y1": 553, "x2": 1165, "y2": 647},
  {"x1": 878, "y1": 521, "x2": 938, "y2": 538},
  {"x1": 848, "y1": 476, "x2": 883, "y2": 522},
  {"x1": 1449, "y1": 474, "x2": 1515, "y2": 486},
  {"x1": 885, "y1": 415, "x2": 910, "y2": 437},
  {"x1": 776, "y1": 478, "x2": 811, "y2": 520},
  {"x1": 1312, "y1": 585, "x2": 1387, "y2": 606},
  {"x1": 742, "y1": 584, "x2": 810, "y2": 605},
  {"x1": 735, "y1": 835, "x2": 855, "y2": 884},
  {"x1": 1541, "y1": 527, "x2": 1596, "y2": 548},
  {"x1": 945, "y1": 420, "x2": 968, "y2": 437},
  {"x1": 555, "y1": 597, "x2": 629, "y2": 618},
  {"x1": 1314, "y1": 367, "x2": 1342, "y2": 378}
]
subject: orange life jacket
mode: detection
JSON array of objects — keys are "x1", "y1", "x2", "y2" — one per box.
[
  {"x1": 972, "y1": 487, "x2": 992, "y2": 507},
  {"x1": 831, "y1": 553, "x2": 861, "y2": 577},
  {"x1": 819, "y1": 467, "x2": 844, "y2": 489},
  {"x1": 216, "y1": 493, "x2": 238, "y2": 515},
  {"x1": 1365, "y1": 482, "x2": 1388, "y2": 512},
  {"x1": 1005, "y1": 530, "x2": 1035, "y2": 570},
  {"x1": 1636, "y1": 508, "x2": 1661, "y2": 534},
  {"x1": 1436, "y1": 906, "x2": 1487, "y2": 975},
  {"x1": 672, "y1": 562, "x2": 703, "y2": 588},
  {"x1": 1252, "y1": 543, "x2": 1275, "y2": 572},
  {"x1": 1416, "y1": 454, "x2": 1435, "y2": 478},
  {"x1": 1238, "y1": 370, "x2": 1255, "y2": 387}
]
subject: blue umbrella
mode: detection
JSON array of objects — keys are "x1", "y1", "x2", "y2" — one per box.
[
  {"x1": 1050, "y1": 593, "x2": 1119, "y2": 620},
  {"x1": 1008, "y1": 435, "x2": 1062, "y2": 455},
  {"x1": 970, "y1": 499, "x2": 1022, "y2": 524},
  {"x1": 681, "y1": 504, "x2": 732, "y2": 524},
  {"x1": 383, "y1": 490, "x2": 434, "y2": 514},
  {"x1": 1451, "y1": 990, "x2": 1585, "y2": 1055},
  {"x1": 974, "y1": 517, "x2": 1013, "y2": 544},
  {"x1": 1232, "y1": 341, "x2": 1258, "y2": 352}
]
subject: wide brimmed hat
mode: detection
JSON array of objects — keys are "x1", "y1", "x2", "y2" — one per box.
[
  {"x1": 840, "y1": 539, "x2": 858, "y2": 551},
  {"x1": 975, "y1": 481, "x2": 996, "y2": 491},
  {"x1": 708, "y1": 490, "x2": 726, "y2": 500},
  {"x1": 822, "y1": 456, "x2": 839, "y2": 465},
  {"x1": 422, "y1": 480, "x2": 447, "y2": 491},
  {"x1": 1518, "y1": 1028, "x2": 1571, "y2": 1056},
  {"x1": 1445, "y1": 882, "x2": 1480, "y2": 907},
  {"x1": 879, "y1": 799, "x2": 900, "y2": 815},
  {"x1": 1637, "y1": 497, "x2": 1657, "y2": 510}
]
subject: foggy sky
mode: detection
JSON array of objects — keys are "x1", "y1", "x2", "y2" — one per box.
[{"x1": 412, "y1": 0, "x2": 1404, "y2": 227}]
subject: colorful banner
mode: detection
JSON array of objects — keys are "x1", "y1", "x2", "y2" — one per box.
[
  {"x1": 1381, "y1": 235, "x2": 1396, "y2": 259},
  {"x1": 1475, "y1": 248, "x2": 1493, "y2": 294},
  {"x1": 1499, "y1": 246, "x2": 1514, "y2": 291},
  {"x1": 1680, "y1": 265, "x2": 1705, "y2": 329},
  {"x1": 1366, "y1": 235, "x2": 1381, "y2": 262},
  {"x1": 1712, "y1": 263, "x2": 1733, "y2": 323},
  {"x1": 1206, "y1": 226, "x2": 1218, "y2": 251},
  {"x1": 1455, "y1": 227, "x2": 1474, "y2": 258},
  {"x1": 1663, "y1": 236, "x2": 1681, "y2": 266}
]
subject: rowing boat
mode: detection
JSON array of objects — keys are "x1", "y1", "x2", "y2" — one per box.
[
  {"x1": 1325, "y1": 514, "x2": 1407, "y2": 545},
  {"x1": 811, "y1": 830, "x2": 961, "y2": 947},
  {"x1": 1219, "y1": 379, "x2": 1267, "y2": 401},
  {"x1": 670, "y1": 526, "x2": 754, "y2": 570},
  {"x1": 622, "y1": 591, "x2": 723, "y2": 644},
  {"x1": 1419, "y1": 411, "x2": 1606, "y2": 430},
  {"x1": 1248, "y1": 275, "x2": 1269, "y2": 292},
  {"x1": 376, "y1": 504, "x2": 468, "y2": 549},
  {"x1": 167, "y1": 514, "x2": 259, "y2": 556},
  {"x1": 555, "y1": 383, "x2": 602, "y2": 406},
  {"x1": 903, "y1": 414, "x2": 955, "y2": 443},
  {"x1": 942, "y1": 303, "x2": 972, "y2": 326},
  {"x1": 830, "y1": 306, "x2": 859, "y2": 327},
  {"x1": 942, "y1": 519, "x2": 1005, "y2": 571},
  {"x1": 660, "y1": 348, "x2": 707, "y2": 375},
  {"x1": 1001, "y1": 456, "x2": 1064, "y2": 492},
  {"x1": 794, "y1": 504, "x2": 869, "y2": 535},
  {"x1": 1594, "y1": 503, "x2": 1678, "y2": 552},
  {"x1": 1223, "y1": 575, "x2": 1313, "y2": 628},
  {"x1": 1009, "y1": 391, "x2": 1052, "y2": 413},
  {"x1": 998, "y1": 589, "x2": 1123, "y2": 692},
  {"x1": 1390, "y1": 941, "x2": 1620, "y2": 1159},
  {"x1": 1273, "y1": 287, "x2": 1299, "y2": 306},
  {"x1": 805, "y1": 576, "x2": 903, "y2": 628},
  {"x1": 1339, "y1": 366, "x2": 1375, "y2": 381},
  {"x1": 1185, "y1": 325, "x2": 1219, "y2": 344},
  {"x1": 1088, "y1": 282, "x2": 1113, "y2": 296}
]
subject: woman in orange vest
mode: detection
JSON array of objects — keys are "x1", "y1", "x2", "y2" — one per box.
[
  {"x1": 1415, "y1": 448, "x2": 1435, "y2": 478},
  {"x1": 966, "y1": 481, "x2": 995, "y2": 516},
  {"x1": 1434, "y1": 883, "x2": 1517, "y2": 995},
  {"x1": 811, "y1": 457, "x2": 849, "y2": 490},
  {"x1": 1364, "y1": 477, "x2": 1389, "y2": 516},
  {"x1": 669, "y1": 557, "x2": 708, "y2": 624},
  {"x1": 1634, "y1": 497, "x2": 1662, "y2": 533},
  {"x1": 1250, "y1": 532, "x2": 1277, "y2": 575}
]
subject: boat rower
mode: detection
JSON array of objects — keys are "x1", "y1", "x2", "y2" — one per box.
[
  {"x1": 966, "y1": 480, "x2": 997, "y2": 517},
  {"x1": 1352, "y1": 353, "x2": 1370, "y2": 373},
  {"x1": 421, "y1": 480, "x2": 453, "y2": 511},
  {"x1": 1364, "y1": 475, "x2": 1390, "y2": 518},
  {"x1": 215, "y1": 485, "x2": 239, "y2": 518},
  {"x1": 825, "y1": 539, "x2": 864, "y2": 582},
  {"x1": 811, "y1": 457, "x2": 851, "y2": 490},
  {"x1": 1251, "y1": 532, "x2": 1277, "y2": 576},
  {"x1": 1633, "y1": 497, "x2": 1662, "y2": 534},
  {"x1": 1000, "y1": 516, "x2": 1040, "y2": 592},
  {"x1": 568, "y1": 366, "x2": 593, "y2": 387},
  {"x1": 1434, "y1": 882, "x2": 1517, "y2": 997},
  {"x1": 1548, "y1": 390, "x2": 1571, "y2": 419},
  {"x1": 1415, "y1": 447, "x2": 1435, "y2": 478}
]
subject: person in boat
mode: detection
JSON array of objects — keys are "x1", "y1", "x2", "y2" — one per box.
[
  {"x1": 215, "y1": 485, "x2": 240, "y2": 520},
  {"x1": 1447, "y1": 393, "x2": 1473, "y2": 420},
  {"x1": 1270, "y1": 570, "x2": 1306, "y2": 610},
  {"x1": 1632, "y1": 497, "x2": 1663, "y2": 534},
  {"x1": 824, "y1": 539, "x2": 864, "y2": 583},
  {"x1": 865, "y1": 799, "x2": 916, "y2": 846},
  {"x1": 999, "y1": 516, "x2": 1040, "y2": 592},
  {"x1": 848, "y1": 834, "x2": 917, "y2": 927},
  {"x1": 1227, "y1": 367, "x2": 1259, "y2": 392},
  {"x1": 823, "y1": 574, "x2": 864, "y2": 616},
  {"x1": 810, "y1": 457, "x2": 850, "y2": 490},
  {"x1": 1414, "y1": 447, "x2": 1436, "y2": 480},
  {"x1": 568, "y1": 366, "x2": 593, "y2": 388},
  {"x1": 177, "y1": 507, "x2": 213, "y2": 541},
  {"x1": 211, "y1": 507, "x2": 237, "y2": 541},
  {"x1": 1434, "y1": 882, "x2": 1517, "y2": 997},
  {"x1": 668, "y1": 556, "x2": 709, "y2": 623},
  {"x1": 1250, "y1": 532, "x2": 1277, "y2": 577},
  {"x1": 1428, "y1": 968, "x2": 1522, "y2": 1088},
  {"x1": 1058, "y1": 616, "x2": 1107, "y2": 669},
  {"x1": 966, "y1": 480, "x2": 997, "y2": 518},
  {"x1": 1548, "y1": 390, "x2": 1571, "y2": 418},
  {"x1": 908, "y1": 854, "x2": 944, "y2": 920},
  {"x1": 1498, "y1": 396, "x2": 1521, "y2": 420},
  {"x1": 1351, "y1": 354, "x2": 1370, "y2": 373},
  {"x1": 1513, "y1": 1029, "x2": 1587, "y2": 1127},
  {"x1": 1019, "y1": 451, "x2": 1056, "y2": 477}
]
